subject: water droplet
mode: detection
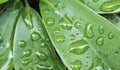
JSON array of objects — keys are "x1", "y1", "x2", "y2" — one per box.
[
  {"x1": 93, "y1": 66, "x2": 103, "y2": 70},
  {"x1": 75, "y1": 31, "x2": 79, "y2": 35},
  {"x1": 21, "y1": 59, "x2": 32, "y2": 66},
  {"x1": 43, "y1": 9, "x2": 49, "y2": 14},
  {"x1": 104, "y1": 53, "x2": 108, "y2": 57},
  {"x1": 74, "y1": 22, "x2": 81, "y2": 28},
  {"x1": 56, "y1": 35, "x2": 66, "y2": 43},
  {"x1": 72, "y1": 16, "x2": 76, "y2": 20},
  {"x1": 22, "y1": 12, "x2": 33, "y2": 29},
  {"x1": 36, "y1": 52, "x2": 47, "y2": 61},
  {"x1": 114, "y1": 18, "x2": 119, "y2": 23},
  {"x1": 46, "y1": 18, "x2": 55, "y2": 26},
  {"x1": 100, "y1": 0, "x2": 120, "y2": 12},
  {"x1": 28, "y1": 68, "x2": 33, "y2": 70},
  {"x1": 108, "y1": 32, "x2": 114, "y2": 39},
  {"x1": 69, "y1": 34, "x2": 75, "y2": 40},
  {"x1": 55, "y1": 2, "x2": 60, "y2": 7},
  {"x1": 92, "y1": 0, "x2": 99, "y2": 2},
  {"x1": 96, "y1": 37, "x2": 104, "y2": 46},
  {"x1": 37, "y1": 65, "x2": 53, "y2": 70},
  {"x1": 40, "y1": 43, "x2": 46, "y2": 48},
  {"x1": 0, "y1": 34, "x2": 3, "y2": 43},
  {"x1": 22, "y1": 49, "x2": 32, "y2": 57},
  {"x1": 86, "y1": 54, "x2": 90, "y2": 58},
  {"x1": 99, "y1": 26, "x2": 104, "y2": 34},
  {"x1": 31, "y1": 32, "x2": 41, "y2": 41},
  {"x1": 69, "y1": 39, "x2": 89, "y2": 55},
  {"x1": 59, "y1": 15, "x2": 72, "y2": 30},
  {"x1": 70, "y1": 60, "x2": 82, "y2": 70},
  {"x1": 54, "y1": 27, "x2": 61, "y2": 33},
  {"x1": 62, "y1": 3, "x2": 66, "y2": 8},
  {"x1": 85, "y1": 24, "x2": 94, "y2": 38},
  {"x1": 18, "y1": 40, "x2": 26, "y2": 48},
  {"x1": 115, "y1": 51, "x2": 118, "y2": 55}
]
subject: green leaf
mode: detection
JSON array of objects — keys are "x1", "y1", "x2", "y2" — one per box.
[
  {"x1": 0, "y1": 1, "x2": 23, "y2": 70},
  {"x1": 13, "y1": 7, "x2": 66, "y2": 70},
  {"x1": 78, "y1": 0, "x2": 120, "y2": 14},
  {"x1": 0, "y1": 0, "x2": 8, "y2": 4},
  {"x1": 40, "y1": 0, "x2": 120, "y2": 70},
  {"x1": 102, "y1": 14, "x2": 120, "y2": 29}
]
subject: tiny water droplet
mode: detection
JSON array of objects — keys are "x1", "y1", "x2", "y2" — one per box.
[
  {"x1": 28, "y1": 68, "x2": 33, "y2": 70},
  {"x1": 86, "y1": 54, "x2": 90, "y2": 58},
  {"x1": 40, "y1": 43, "x2": 46, "y2": 48},
  {"x1": 99, "y1": 26, "x2": 104, "y2": 34},
  {"x1": 69, "y1": 34, "x2": 75, "y2": 40},
  {"x1": 100, "y1": 0, "x2": 120, "y2": 12},
  {"x1": 74, "y1": 22, "x2": 81, "y2": 28},
  {"x1": 43, "y1": 10, "x2": 49, "y2": 14},
  {"x1": 31, "y1": 32, "x2": 41, "y2": 41},
  {"x1": 37, "y1": 64, "x2": 53, "y2": 70},
  {"x1": 114, "y1": 18, "x2": 119, "y2": 23},
  {"x1": 108, "y1": 32, "x2": 114, "y2": 39},
  {"x1": 115, "y1": 51, "x2": 118, "y2": 55},
  {"x1": 94, "y1": 66, "x2": 103, "y2": 70},
  {"x1": 75, "y1": 31, "x2": 79, "y2": 35},
  {"x1": 92, "y1": 0, "x2": 99, "y2": 2},
  {"x1": 62, "y1": 3, "x2": 66, "y2": 8},
  {"x1": 22, "y1": 49, "x2": 32, "y2": 57},
  {"x1": 72, "y1": 16, "x2": 76, "y2": 20},
  {"x1": 69, "y1": 39, "x2": 89, "y2": 55},
  {"x1": 56, "y1": 35, "x2": 66, "y2": 43},
  {"x1": 0, "y1": 34, "x2": 3, "y2": 43},
  {"x1": 54, "y1": 27, "x2": 61, "y2": 34},
  {"x1": 70, "y1": 60, "x2": 82, "y2": 70},
  {"x1": 85, "y1": 24, "x2": 94, "y2": 38},
  {"x1": 104, "y1": 53, "x2": 108, "y2": 57},
  {"x1": 18, "y1": 40, "x2": 26, "y2": 48},
  {"x1": 21, "y1": 59, "x2": 32, "y2": 66},
  {"x1": 59, "y1": 15, "x2": 72, "y2": 30},
  {"x1": 36, "y1": 52, "x2": 47, "y2": 61},
  {"x1": 46, "y1": 18, "x2": 55, "y2": 26},
  {"x1": 96, "y1": 37, "x2": 104, "y2": 46}
]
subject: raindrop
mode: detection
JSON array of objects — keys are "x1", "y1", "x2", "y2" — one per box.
[
  {"x1": 70, "y1": 60, "x2": 82, "y2": 70},
  {"x1": 56, "y1": 35, "x2": 66, "y2": 43},
  {"x1": 115, "y1": 51, "x2": 118, "y2": 55},
  {"x1": 108, "y1": 32, "x2": 114, "y2": 39},
  {"x1": 96, "y1": 36, "x2": 104, "y2": 46},
  {"x1": 100, "y1": 0, "x2": 120, "y2": 12},
  {"x1": 59, "y1": 15, "x2": 72, "y2": 30},
  {"x1": 74, "y1": 22, "x2": 81, "y2": 28},
  {"x1": 18, "y1": 40, "x2": 26, "y2": 48},
  {"x1": 69, "y1": 34, "x2": 75, "y2": 40},
  {"x1": 86, "y1": 54, "x2": 90, "y2": 58},
  {"x1": 54, "y1": 27, "x2": 61, "y2": 34},
  {"x1": 46, "y1": 18, "x2": 55, "y2": 26},
  {"x1": 0, "y1": 34, "x2": 3, "y2": 43},
  {"x1": 85, "y1": 24, "x2": 94, "y2": 38},
  {"x1": 62, "y1": 3, "x2": 66, "y2": 8},
  {"x1": 72, "y1": 16, "x2": 76, "y2": 20},
  {"x1": 31, "y1": 32, "x2": 41, "y2": 41},
  {"x1": 99, "y1": 26, "x2": 104, "y2": 34},
  {"x1": 104, "y1": 53, "x2": 108, "y2": 57},
  {"x1": 69, "y1": 39, "x2": 89, "y2": 55},
  {"x1": 36, "y1": 52, "x2": 47, "y2": 61},
  {"x1": 40, "y1": 43, "x2": 46, "y2": 48},
  {"x1": 22, "y1": 49, "x2": 32, "y2": 57},
  {"x1": 37, "y1": 64, "x2": 53, "y2": 70},
  {"x1": 21, "y1": 59, "x2": 32, "y2": 66},
  {"x1": 28, "y1": 68, "x2": 33, "y2": 70}
]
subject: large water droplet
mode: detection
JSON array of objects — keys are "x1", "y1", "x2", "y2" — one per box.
[
  {"x1": 22, "y1": 49, "x2": 32, "y2": 57},
  {"x1": 46, "y1": 18, "x2": 55, "y2": 26},
  {"x1": 96, "y1": 37, "x2": 104, "y2": 46},
  {"x1": 69, "y1": 39, "x2": 89, "y2": 55},
  {"x1": 21, "y1": 59, "x2": 32, "y2": 66},
  {"x1": 85, "y1": 24, "x2": 94, "y2": 38},
  {"x1": 69, "y1": 34, "x2": 75, "y2": 40},
  {"x1": 56, "y1": 35, "x2": 66, "y2": 43},
  {"x1": 18, "y1": 40, "x2": 26, "y2": 48},
  {"x1": 74, "y1": 22, "x2": 81, "y2": 28},
  {"x1": 59, "y1": 15, "x2": 72, "y2": 30},
  {"x1": 0, "y1": 34, "x2": 3, "y2": 43},
  {"x1": 37, "y1": 64, "x2": 53, "y2": 70},
  {"x1": 36, "y1": 52, "x2": 47, "y2": 61},
  {"x1": 92, "y1": 0, "x2": 99, "y2": 2},
  {"x1": 108, "y1": 32, "x2": 114, "y2": 39},
  {"x1": 100, "y1": 0, "x2": 120, "y2": 12},
  {"x1": 31, "y1": 32, "x2": 41, "y2": 41},
  {"x1": 99, "y1": 26, "x2": 104, "y2": 34},
  {"x1": 70, "y1": 60, "x2": 82, "y2": 70},
  {"x1": 62, "y1": 3, "x2": 66, "y2": 8}
]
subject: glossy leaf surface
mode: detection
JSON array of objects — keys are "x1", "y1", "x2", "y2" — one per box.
[
  {"x1": 79, "y1": 0, "x2": 120, "y2": 14},
  {"x1": 40, "y1": 0, "x2": 120, "y2": 70},
  {"x1": 0, "y1": 1, "x2": 23, "y2": 70},
  {"x1": 13, "y1": 7, "x2": 66, "y2": 70}
]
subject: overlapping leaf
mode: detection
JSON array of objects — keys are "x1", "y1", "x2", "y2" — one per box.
[
  {"x1": 40, "y1": 0, "x2": 120, "y2": 70},
  {"x1": 13, "y1": 6, "x2": 66, "y2": 70}
]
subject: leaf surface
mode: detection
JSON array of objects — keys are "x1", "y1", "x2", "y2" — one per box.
[{"x1": 40, "y1": 0, "x2": 120, "y2": 70}]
